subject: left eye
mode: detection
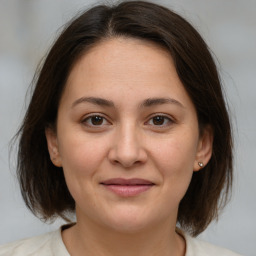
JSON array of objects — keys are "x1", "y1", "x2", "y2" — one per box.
[
  {"x1": 147, "y1": 115, "x2": 173, "y2": 126},
  {"x1": 82, "y1": 115, "x2": 109, "y2": 126}
]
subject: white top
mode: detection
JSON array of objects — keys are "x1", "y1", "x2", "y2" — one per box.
[{"x1": 0, "y1": 227, "x2": 242, "y2": 256}]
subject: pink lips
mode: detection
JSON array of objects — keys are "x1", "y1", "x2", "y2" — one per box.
[{"x1": 100, "y1": 178, "x2": 154, "y2": 197}]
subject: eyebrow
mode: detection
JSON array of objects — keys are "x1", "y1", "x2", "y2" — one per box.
[
  {"x1": 72, "y1": 96, "x2": 184, "y2": 109},
  {"x1": 140, "y1": 97, "x2": 184, "y2": 108},
  {"x1": 72, "y1": 97, "x2": 115, "y2": 108}
]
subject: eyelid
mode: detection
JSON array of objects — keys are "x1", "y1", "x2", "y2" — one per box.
[
  {"x1": 145, "y1": 114, "x2": 175, "y2": 128},
  {"x1": 81, "y1": 113, "x2": 111, "y2": 127}
]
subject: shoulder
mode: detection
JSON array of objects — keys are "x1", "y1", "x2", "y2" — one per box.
[
  {"x1": 0, "y1": 228, "x2": 69, "y2": 256},
  {"x1": 181, "y1": 231, "x2": 243, "y2": 256}
]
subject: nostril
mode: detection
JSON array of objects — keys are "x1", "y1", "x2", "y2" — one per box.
[{"x1": 108, "y1": 143, "x2": 147, "y2": 168}]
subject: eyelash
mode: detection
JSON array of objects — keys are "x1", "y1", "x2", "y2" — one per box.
[
  {"x1": 82, "y1": 115, "x2": 109, "y2": 128},
  {"x1": 81, "y1": 114, "x2": 174, "y2": 129},
  {"x1": 147, "y1": 115, "x2": 174, "y2": 127}
]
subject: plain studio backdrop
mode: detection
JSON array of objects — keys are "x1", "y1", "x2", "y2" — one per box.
[{"x1": 0, "y1": 0, "x2": 255, "y2": 255}]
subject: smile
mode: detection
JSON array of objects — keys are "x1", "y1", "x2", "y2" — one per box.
[{"x1": 100, "y1": 178, "x2": 155, "y2": 197}]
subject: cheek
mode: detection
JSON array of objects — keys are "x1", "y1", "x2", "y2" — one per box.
[
  {"x1": 153, "y1": 134, "x2": 197, "y2": 171},
  {"x1": 151, "y1": 132, "x2": 198, "y2": 193},
  {"x1": 58, "y1": 134, "x2": 109, "y2": 178},
  {"x1": 58, "y1": 135, "x2": 109, "y2": 206}
]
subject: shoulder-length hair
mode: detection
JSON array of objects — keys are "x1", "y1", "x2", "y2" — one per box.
[{"x1": 16, "y1": 0, "x2": 232, "y2": 236}]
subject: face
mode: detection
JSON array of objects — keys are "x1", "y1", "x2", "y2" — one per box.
[{"x1": 46, "y1": 38, "x2": 212, "y2": 233}]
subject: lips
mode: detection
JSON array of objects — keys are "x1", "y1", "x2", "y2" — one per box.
[
  {"x1": 100, "y1": 178, "x2": 155, "y2": 197},
  {"x1": 101, "y1": 178, "x2": 154, "y2": 186}
]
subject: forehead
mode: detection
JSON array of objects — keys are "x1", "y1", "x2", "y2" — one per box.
[
  {"x1": 67, "y1": 37, "x2": 174, "y2": 83},
  {"x1": 61, "y1": 37, "x2": 193, "y2": 110}
]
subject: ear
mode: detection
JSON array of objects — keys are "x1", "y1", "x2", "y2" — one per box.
[
  {"x1": 45, "y1": 127, "x2": 62, "y2": 167},
  {"x1": 194, "y1": 125, "x2": 213, "y2": 171}
]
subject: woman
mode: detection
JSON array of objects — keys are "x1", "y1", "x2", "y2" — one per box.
[{"x1": 0, "y1": 1, "x2": 242, "y2": 255}]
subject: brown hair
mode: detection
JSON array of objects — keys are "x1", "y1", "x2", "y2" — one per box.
[{"x1": 16, "y1": 0, "x2": 232, "y2": 236}]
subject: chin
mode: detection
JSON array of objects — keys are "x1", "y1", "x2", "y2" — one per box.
[
  {"x1": 107, "y1": 219, "x2": 151, "y2": 234},
  {"x1": 100, "y1": 206, "x2": 158, "y2": 234}
]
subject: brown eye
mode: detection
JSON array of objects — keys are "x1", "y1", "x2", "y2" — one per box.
[
  {"x1": 152, "y1": 116, "x2": 165, "y2": 125},
  {"x1": 82, "y1": 115, "x2": 109, "y2": 127},
  {"x1": 91, "y1": 116, "x2": 104, "y2": 125},
  {"x1": 147, "y1": 115, "x2": 173, "y2": 127}
]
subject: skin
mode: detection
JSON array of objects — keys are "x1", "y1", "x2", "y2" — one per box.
[{"x1": 46, "y1": 37, "x2": 213, "y2": 256}]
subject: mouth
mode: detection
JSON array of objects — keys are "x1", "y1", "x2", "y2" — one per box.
[{"x1": 100, "y1": 178, "x2": 155, "y2": 197}]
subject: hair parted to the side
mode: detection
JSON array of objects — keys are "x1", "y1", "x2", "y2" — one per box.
[{"x1": 16, "y1": 0, "x2": 233, "y2": 236}]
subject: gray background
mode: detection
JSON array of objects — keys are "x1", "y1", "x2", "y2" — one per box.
[{"x1": 0, "y1": 0, "x2": 255, "y2": 255}]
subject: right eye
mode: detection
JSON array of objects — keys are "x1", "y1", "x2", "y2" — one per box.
[{"x1": 82, "y1": 115, "x2": 110, "y2": 127}]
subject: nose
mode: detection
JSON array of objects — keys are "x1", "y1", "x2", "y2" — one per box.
[{"x1": 108, "y1": 124, "x2": 147, "y2": 168}]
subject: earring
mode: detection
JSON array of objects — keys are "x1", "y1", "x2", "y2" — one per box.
[{"x1": 198, "y1": 162, "x2": 204, "y2": 168}]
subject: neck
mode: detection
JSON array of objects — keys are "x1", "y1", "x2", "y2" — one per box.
[{"x1": 62, "y1": 217, "x2": 185, "y2": 256}]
